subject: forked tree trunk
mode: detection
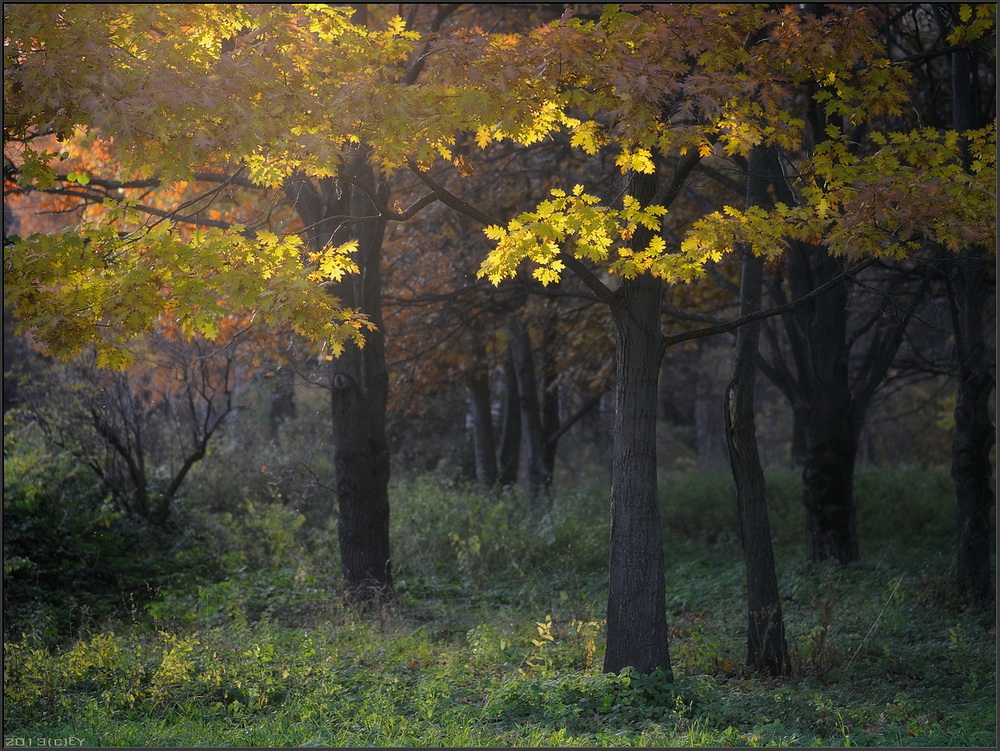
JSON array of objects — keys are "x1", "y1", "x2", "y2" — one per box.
[{"x1": 793, "y1": 251, "x2": 860, "y2": 564}]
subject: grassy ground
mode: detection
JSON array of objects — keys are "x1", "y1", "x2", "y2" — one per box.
[{"x1": 3, "y1": 468, "x2": 996, "y2": 747}]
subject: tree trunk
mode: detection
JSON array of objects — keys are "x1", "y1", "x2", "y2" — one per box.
[
  {"x1": 947, "y1": 250, "x2": 996, "y2": 607},
  {"x1": 725, "y1": 148, "x2": 789, "y2": 675},
  {"x1": 694, "y1": 343, "x2": 727, "y2": 471},
  {"x1": 603, "y1": 170, "x2": 671, "y2": 677},
  {"x1": 509, "y1": 320, "x2": 550, "y2": 503},
  {"x1": 947, "y1": 46, "x2": 995, "y2": 607},
  {"x1": 287, "y1": 167, "x2": 393, "y2": 604},
  {"x1": 800, "y1": 308, "x2": 860, "y2": 565},
  {"x1": 268, "y1": 366, "x2": 296, "y2": 441},
  {"x1": 468, "y1": 335, "x2": 498, "y2": 488},
  {"x1": 540, "y1": 336, "x2": 561, "y2": 486},
  {"x1": 789, "y1": 407, "x2": 808, "y2": 467},
  {"x1": 776, "y1": 244, "x2": 860, "y2": 563},
  {"x1": 498, "y1": 343, "x2": 521, "y2": 487},
  {"x1": 331, "y1": 342, "x2": 393, "y2": 602}
]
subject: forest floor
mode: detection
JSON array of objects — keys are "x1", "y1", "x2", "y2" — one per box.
[{"x1": 3, "y1": 469, "x2": 996, "y2": 747}]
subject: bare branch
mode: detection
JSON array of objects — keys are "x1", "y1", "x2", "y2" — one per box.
[{"x1": 662, "y1": 257, "x2": 878, "y2": 349}]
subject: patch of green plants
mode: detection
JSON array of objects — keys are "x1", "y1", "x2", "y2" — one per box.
[{"x1": 3, "y1": 450, "x2": 995, "y2": 747}]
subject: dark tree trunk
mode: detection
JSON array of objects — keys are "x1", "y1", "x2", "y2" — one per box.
[
  {"x1": 604, "y1": 274, "x2": 670, "y2": 676},
  {"x1": 330, "y1": 343, "x2": 393, "y2": 602},
  {"x1": 287, "y1": 166, "x2": 393, "y2": 604},
  {"x1": 509, "y1": 320, "x2": 550, "y2": 502},
  {"x1": 497, "y1": 343, "x2": 521, "y2": 487},
  {"x1": 769, "y1": 242, "x2": 860, "y2": 561},
  {"x1": 468, "y1": 335, "x2": 498, "y2": 488},
  {"x1": 946, "y1": 250, "x2": 996, "y2": 607},
  {"x1": 789, "y1": 407, "x2": 808, "y2": 468},
  {"x1": 798, "y1": 266, "x2": 859, "y2": 564},
  {"x1": 694, "y1": 344, "x2": 727, "y2": 471},
  {"x1": 603, "y1": 171, "x2": 671, "y2": 677},
  {"x1": 540, "y1": 336, "x2": 561, "y2": 485},
  {"x1": 947, "y1": 46, "x2": 996, "y2": 607},
  {"x1": 268, "y1": 366, "x2": 296, "y2": 441},
  {"x1": 726, "y1": 148, "x2": 789, "y2": 675}
]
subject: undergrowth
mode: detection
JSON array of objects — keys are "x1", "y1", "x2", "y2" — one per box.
[{"x1": 3, "y1": 430, "x2": 995, "y2": 747}]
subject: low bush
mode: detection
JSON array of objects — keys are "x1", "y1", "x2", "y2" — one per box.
[{"x1": 2, "y1": 421, "x2": 199, "y2": 643}]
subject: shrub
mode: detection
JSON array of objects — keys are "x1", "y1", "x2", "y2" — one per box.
[
  {"x1": 2, "y1": 419, "x2": 190, "y2": 642},
  {"x1": 389, "y1": 474, "x2": 609, "y2": 591}
]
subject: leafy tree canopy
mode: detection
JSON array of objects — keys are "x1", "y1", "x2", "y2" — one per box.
[{"x1": 3, "y1": 3, "x2": 995, "y2": 367}]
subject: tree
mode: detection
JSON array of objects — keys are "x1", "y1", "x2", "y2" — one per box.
[
  {"x1": 21, "y1": 321, "x2": 244, "y2": 524},
  {"x1": 3, "y1": 3, "x2": 451, "y2": 604},
  {"x1": 467, "y1": 4, "x2": 993, "y2": 672},
  {"x1": 5, "y1": 3, "x2": 994, "y2": 671},
  {"x1": 942, "y1": 8, "x2": 996, "y2": 606},
  {"x1": 725, "y1": 147, "x2": 789, "y2": 675},
  {"x1": 690, "y1": 5, "x2": 996, "y2": 564}
]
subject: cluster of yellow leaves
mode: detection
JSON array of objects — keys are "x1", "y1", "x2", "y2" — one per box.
[
  {"x1": 479, "y1": 184, "x2": 712, "y2": 286},
  {"x1": 4, "y1": 204, "x2": 370, "y2": 369},
  {"x1": 948, "y1": 4, "x2": 996, "y2": 44},
  {"x1": 685, "y1": 125, "x2": 997, "y2": 263}
]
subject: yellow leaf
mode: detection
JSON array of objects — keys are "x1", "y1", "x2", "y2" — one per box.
[{"x1": 475, "y1": 127, "x2": 493, "y2": 149}]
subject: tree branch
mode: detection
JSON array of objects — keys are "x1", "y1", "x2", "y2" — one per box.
[
  {"x1": 662, "y1": 256, "x2": 878, "y2": 349},
  {"x1": 402, "y1": 4, "x2": 459, "y2": 86},
  {"x1": 407, "y1": 163, "x2": 501, "y2": 226},
  {"x1": 557, "y1": 252, "x2": 617, "y2": 308}
]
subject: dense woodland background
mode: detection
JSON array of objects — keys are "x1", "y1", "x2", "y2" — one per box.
[{"x1": 2, "y1": 2, "x2": 996, "y2": 746}]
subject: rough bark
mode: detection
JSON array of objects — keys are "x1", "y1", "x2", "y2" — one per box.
[
  {"x1": 603, "y1": 171, "x2": 671, "y2": 677},
  {"x1": 947, "y1": 251, "x2": 996, "y2": 607},
  {"x1": 947, "y1": 45, "x2": 996, "y2": 607},
  {"x1": 725, "y1": 148, "x2": 789, "y2": 675},
  {"x1": 604, "y1": 273, "x2": 671, "y2": 676},
  {"x1": 796, "y1": 261, "x2": 860, "y2": 564},
  {"x1": 287, "y1": 165, "x2": 393, "y2": 604}
]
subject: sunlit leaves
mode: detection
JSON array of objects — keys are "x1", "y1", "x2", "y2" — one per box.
[
  {"x1": 947, "y1": 4, "x2": 996, "y2": 45},
  {"x1": 685, "y1": 125, "x2": 997, "y2": 262},
  {"x1": 684, "y1": 205, "x2": 799, "y2": 262},
  {"x1": 307, "y1": 240, "x2": 361, "y2": 284},
  {"x1": 478, "y1": 184, "x2": 716, "y2": 286},
  {"x1": 4, "y1": 1, "x2": 995, "y2": 369},
  {"x1": 615, "y1": 148, "x2": 656, "y2": 174},
  {"x1": 4, "y1": 219, "x2": 371, "y2": 369}
]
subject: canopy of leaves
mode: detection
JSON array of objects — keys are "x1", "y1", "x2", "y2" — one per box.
[
  {"x1": 3, "y1": 3, "x2": 996, "y2": 364},
  {"x1": 683, "y1": 125, "x2": 996, "y2": 263}
]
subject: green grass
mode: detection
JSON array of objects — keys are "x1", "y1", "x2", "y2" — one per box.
[{"x1": 3, "y1": 467, "x2": 996, "y2": 747}]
